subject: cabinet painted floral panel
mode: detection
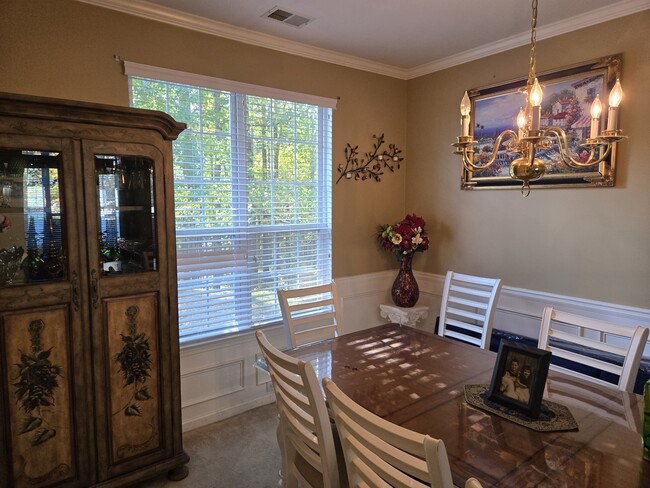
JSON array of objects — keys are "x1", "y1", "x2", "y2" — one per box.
[
  {"x1": 3, "y1": 309, "x2": 74, "y2": 487},
  {"x1": 106, "y1": 294, "x2": 161, "y2": 461}
]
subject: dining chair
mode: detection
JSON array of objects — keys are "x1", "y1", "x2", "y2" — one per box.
[
  {"x1": 545, "y1": 374, "x2": 640, "y2": 431},
  {"x1": 255, "y1": 330, "x2": 341, "y2": 488},
  {"x1": 437, "y1": 271, "x2": 502, "y2": 349},
  {"x1": 278, "y1": 281, "x2": 342, "y2": 348},
  {"x1": 322, "y1": 377, "x2": 483, "y2": 488},
  {"x1": 538, "y1": 307, "x2": 649, "y2": 393}
]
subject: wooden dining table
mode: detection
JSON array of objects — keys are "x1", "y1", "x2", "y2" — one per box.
[{"x1": 281, "y1": 323, "x2": 650, "y2": 487}]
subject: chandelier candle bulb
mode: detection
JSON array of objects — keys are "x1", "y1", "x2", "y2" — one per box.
[
  {"x1": 590, "y1": 96, "x2": 602, "y2": 139},
  {"x1": 517, "y1": 108, "x2": 527, "y2": 140},
  {"x1": 607, "y1": 79, "x2": 623, "y2": 131},
  {"x1": 460, "y1": 91, "x2": 471, "y2": 136},
  {"x1": 530, "y1": 78, "x2": 543, "y2": 106}
]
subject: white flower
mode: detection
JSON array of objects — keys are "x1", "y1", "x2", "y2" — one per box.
[
  {"x1": 391, "y1": 233, "x2": 402, "y2": 245},
  {"x1": 412, "y1": 234, "x2": 423, "y2": 246}
]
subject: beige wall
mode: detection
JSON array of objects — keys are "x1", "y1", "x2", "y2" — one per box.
[
  {"x1": 0, "y1": 0, "x2": 407, "y2": 279},
  {"x1": 1, "y1": 1, "x2": 648, "y2": 308},
  {"x1": 407, "y1": 11, "x2": 650, "y2": 308}
]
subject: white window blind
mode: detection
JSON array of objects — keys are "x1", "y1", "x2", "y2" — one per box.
[{"x1": 128, "y1": 69, "x2": 333, "y2": 340}]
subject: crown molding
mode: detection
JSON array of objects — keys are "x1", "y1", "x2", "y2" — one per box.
[
  {"x1": 77, "y1": 0, "x2": 650, "y2": 81},
  {"x1": 75, "y1": 0, "x2": 408, "y2": 79},
  {"x1": 406, "y1": 0, "x2": 650, "y2": 79}
]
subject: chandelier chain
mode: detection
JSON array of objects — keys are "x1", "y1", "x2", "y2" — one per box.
[{"x1": 528, "y1": 0, "x2": 538, "y2": 89}]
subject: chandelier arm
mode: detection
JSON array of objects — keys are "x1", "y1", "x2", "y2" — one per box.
[
  {"x1": 461, "y1": 129, "x2": 519, "y2": 171},
  {"x1": 543, "y1": 127, "x2": 613, "y2": 168}
]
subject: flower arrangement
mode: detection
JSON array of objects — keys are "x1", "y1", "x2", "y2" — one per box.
[{"x1": 378, "y1": 214, "x2": 429, "y2": 260}]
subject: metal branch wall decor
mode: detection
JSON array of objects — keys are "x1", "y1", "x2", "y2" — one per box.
[{"x1": 336, "y1": 133, "x2": 404, "y2": 183}]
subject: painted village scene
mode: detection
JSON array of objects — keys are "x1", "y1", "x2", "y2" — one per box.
[{"x1": 472, "y1": 73, "x2": 605, "y2": 179}]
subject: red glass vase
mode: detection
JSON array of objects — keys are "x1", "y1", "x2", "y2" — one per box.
[{"x1": 391, "y1": 253, "x2": 419, "y2": 307}]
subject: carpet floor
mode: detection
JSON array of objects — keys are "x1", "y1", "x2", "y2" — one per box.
[{"x1": 135, "y1": 403, "x2": 281, "y2": 488}]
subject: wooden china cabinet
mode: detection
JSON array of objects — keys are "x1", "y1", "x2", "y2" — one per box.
[{"x1": 0, "y1": 92, "x2": 189, "y2": 487}]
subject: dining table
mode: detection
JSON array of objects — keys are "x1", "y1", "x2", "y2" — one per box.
[{"x1": 280, "y1": 322, "x2": 650, "y2": 487}]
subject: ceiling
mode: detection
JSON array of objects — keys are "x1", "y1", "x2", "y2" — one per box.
[{"x1": 80, "y1": 0, "x2": 650, "y2": 79}]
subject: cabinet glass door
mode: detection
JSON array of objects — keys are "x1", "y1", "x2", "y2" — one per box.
[
  {"x1": 0, "y1": 148, "x2": 66, "y2": 288},
  {"x1": 95, "y1": 155, "x2": 157, "y2": 276}
]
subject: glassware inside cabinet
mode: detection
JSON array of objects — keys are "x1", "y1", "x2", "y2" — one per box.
[
  {"x1": 95, "y1": 155, "x2": 157, "y2": 276},
  {"x1": 0, "y1": 148, "x2": 66, "y2": 287}
]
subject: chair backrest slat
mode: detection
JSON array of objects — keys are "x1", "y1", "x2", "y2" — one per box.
[
  {"x1": 549, "y1": 328, "x2": 630, "y2": 357},
  {"x1": 443, "y1": 330, "x2": 482, "y2": 347},
  {"x1": 438, "y1": 271, "x2": 502, "y2": 349},
  {"x1": 445, "y1": 307, "x2": 486, "y2": 323}
]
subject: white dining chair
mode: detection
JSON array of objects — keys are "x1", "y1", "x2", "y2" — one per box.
[
  {"x1": 278, "y1": 281, "x2": 342, "y2": 348},
  {"x1": 256, "y1": 330, "x2": 341, "y2": 488},
  {"x1": 437, "y1": 271, "x2": 502, "y2": 349},
  {"x1": 323, "y1": 377, "x2": 483, "y2": 488},
  {"x1": 538, "y1": 307, "x2": 649, "y2": 393},
  {"x1": 545, "y1": 374, "x2": 640, "y2": 431}
]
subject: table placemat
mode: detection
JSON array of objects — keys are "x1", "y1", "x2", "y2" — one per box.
[{"x1": 464, "y1": 384, "x2": 578, "y2": 432}]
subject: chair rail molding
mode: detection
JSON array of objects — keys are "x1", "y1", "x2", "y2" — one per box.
[{"x1": 177, "y1": 270, "x2": 649, "y2": 432}]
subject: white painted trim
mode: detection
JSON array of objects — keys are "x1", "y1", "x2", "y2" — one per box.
[
  {"x1": 496, "y1": 285, "x2": 650, "y2": 325},
  {"x1": 78, "y1": 0, "x2": 649, "y2": 80},
  {"x1": 182, "y1": 394, "x2": 276, "y2": 431},
  {"x1": 335, "y1": 270, "x2": 394, "y2": 296},
  {"x1": 180, "y1": 360, "x2": 245, "y2": 409},
  {"x1": 181, "y1": 358, "x2": 245, "y2": 379},
  {"x1": 409, "y1": 271, "x2": 650, "y2": 328},
  {"x1": 78, "y1": 0, "x2": 405, "y2": 79},
  {"x1": 180, "y1": 322, "x2": 284, "y2": 355},
  {"x1": 177, "y1": 270, "x2": 649, "y2": 431},
  {"x1": 124, "y1": 61, "x2": 338, "y2": 108},
  {"x1": 406, "y1": 0, "x2": 650, "y2": 79}
]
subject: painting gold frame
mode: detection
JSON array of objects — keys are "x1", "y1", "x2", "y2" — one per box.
[{"x1": 462, "y1": 55, "x2": 622, "y2": 190}]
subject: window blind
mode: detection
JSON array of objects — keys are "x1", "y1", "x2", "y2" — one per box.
[{"x1": 129, "y1": 73, "x2": 333, "y2": 340}]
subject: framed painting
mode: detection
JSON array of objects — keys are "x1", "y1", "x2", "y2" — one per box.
[
  {"x1": 487, "y1": 340, "x2": 551, "y2": 419},
  {"x1": 462, "y1": 54, "x2": 622, "y2": 190}
]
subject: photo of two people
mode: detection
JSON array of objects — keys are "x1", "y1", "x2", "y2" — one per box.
[{"x1": 499, "y1": 355, "x2": 533, "y2": 404}]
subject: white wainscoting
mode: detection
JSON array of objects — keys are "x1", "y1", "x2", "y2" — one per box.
[{"x1": 178, "y1": 271, "x2": 650, "y2": 431}]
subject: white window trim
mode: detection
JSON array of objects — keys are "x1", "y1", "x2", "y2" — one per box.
[
  {"x1": 123, "y1": 61, "x2": 338, "y2": 109},
  {"x1": 128, "y1": 67, "x2": 334, "y2": 342}
]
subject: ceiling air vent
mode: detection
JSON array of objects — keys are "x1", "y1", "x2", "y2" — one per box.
[{"x1": 263, "y1": 6, "x2": 313, "y2": 28}]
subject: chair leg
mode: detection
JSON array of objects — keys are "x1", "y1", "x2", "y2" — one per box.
[
  {"x1": 277, "y1": 416, "x2": 288, "y2": 487},
  {"x1": 282, "y1": 439, "x2": 299, "y2": 488}
]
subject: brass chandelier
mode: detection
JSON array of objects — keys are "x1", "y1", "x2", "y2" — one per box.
[{"x1": 452, "y1": 0, "x2": 626, "y2": 196}]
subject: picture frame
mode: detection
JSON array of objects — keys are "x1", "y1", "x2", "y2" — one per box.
[
  {"x1": 487, "y1": 340, "x2": 551, "y2": 419},
  {"x1": 462, "y1": 54, "x2": 622, "y2": 190}
]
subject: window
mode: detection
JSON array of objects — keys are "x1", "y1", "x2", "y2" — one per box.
[{"x1": 127, "y1": 63, "x2": 335, "y2": 341}]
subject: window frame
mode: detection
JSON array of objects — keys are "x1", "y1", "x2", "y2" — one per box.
[{"x1": 127, "y1": 64, "x2": 336, "y2": 342}]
